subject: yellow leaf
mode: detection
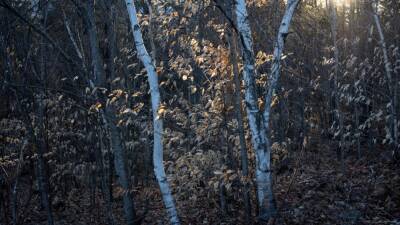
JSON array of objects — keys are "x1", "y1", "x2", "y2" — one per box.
[
  {"x1": 210, "y1": 70, "x2": 217, "y2": 77},
  {"x1": 133, "y1": 103, "x2": 144, "y2": 114},
  {"x1": 190, "y1": 86, "x2": 197, "y2": 94},
  {"x1": 122, "y1": 108, "x2": 133, "y2": 114},
  {"x1": 226, "y1": 170, "x2": 234, "y2": 174},
  {"x1": 157, "y1": 104, "x2": 167, "y2": 119},
  {"x1": 271, "y1": 96, "x2": 279, "y2": 107},
  {"x1": 196, "y1": 56, "x2": 204, "y2": 64},
  {"x1": 156, "y1": 67, "x2": 163, "y2": 75},
  {"x1": 95, "y1": 102, "x2": 102, "y2": 110},
  {"x1": 132, "y1": 92, "x2": 141, "y2": 97},
  {"x1": 258, "y1": 98, "x2": 264, "y2": 110},
  {"x1": 110, "y1": 96, "x2": 118, "y2": 104}
]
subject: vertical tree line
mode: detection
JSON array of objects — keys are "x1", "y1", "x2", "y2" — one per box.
[{"x1": 0, "y1": 0, "x2": 399, "y2": 224}]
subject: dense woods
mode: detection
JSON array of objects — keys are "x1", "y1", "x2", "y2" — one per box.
[{"x1": 0, "y1": 0, "x2": 399, "y2": 224}]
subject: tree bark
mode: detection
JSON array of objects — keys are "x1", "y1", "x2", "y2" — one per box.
[
  {"x1": 145, "y1": 0, "x2": 157, "y2": 65},
  {"x1": 226, "y1": 7, "x2": 251, "y2": 220},
  {"x1": 328, "y1": 0, "x2": 345, "y2": 172},
  {"x1": 83, "y1": 1, "x2": 137, "y2": 224},
  {"x1": 85, "y1": 0, "x2": 106, "y2": 86},
  {"x1": 10, "y1": 139, "x2": 27, "y2": 225},
  {"x1": 263, "y1": 0, "x2": 300, "y2": 134},
  {"x1": 103, "y1": 0, "x2": 117, "y2": 88},
  {"x1": 261, "y1": 0, "x2": 300, "y2": 219},
  {"x1": 124, "y1": 1, "x2": 180, "y2": 224},
  {"x1": 372, "y1": 0, "x2": 398, "y2": 157},
  {"x1": 96, "y1": 123, "x2": 116, "y2": 225},
  {"x1": 36, "y1": 2, "x2": 54, "y2": 224},
  {"x1": 234, "y1": 0, "x2": 275, "y2": 221}
]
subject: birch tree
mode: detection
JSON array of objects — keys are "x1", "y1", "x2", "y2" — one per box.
[
  {"x1": 234, "y1": 0, "x2": 300, "y2": 220},
  {"x1": 261, "y1": 0, "x2": 300, "y2": 218},
  {"x1": 226, "y1": 9, "x2": 251, "y2": 223},
  {"x1": 261, "y1": 0, "x2": 300, "y2": 215},
  {"x1": 234, "y1": 0, "x2": 275, "y2": 221},
  {"x1": 124, "y1": 1, "x2": 180, "y2": 224},
  {"x1": 263, "y1": 0, "x2": 300, "y2": 131},
  {"x1": 372, "y1": 0, "x2": 398, "y2": 157}
]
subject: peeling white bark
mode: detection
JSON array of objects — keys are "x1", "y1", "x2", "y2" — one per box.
[
  {"x1": 263, "y1": 0, "x2": 300, "y2": 130},
  {"x1": 125, "y1": 1, "x2": 180, "y2": 224},
  {"x1": 235, "y1": 0, "x2": 300, "y2": 220},
  {"x1": 261, "y1": 0, "x2": 300, "y2": 218},
  {"x1": 235, "y1": 0, "x2": 275, "y2": 221}
]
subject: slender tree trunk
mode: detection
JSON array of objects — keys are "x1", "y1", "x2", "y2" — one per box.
[
  {"x1": 36, "y1": 31, "x2": 54, "y2": 225},
  {"x1": 219, "y1": 182, "x2": 227, "y2": 215},
  {"x1": 85, "y1": 0, "x2": 106, "y2": 86},
  {"x1": 64, "y1": 4, "x2": 116, "y2": 215},
  {"x1": 84, "y1": 1, "x2": 137, "y2": 224},
  {"x1": 353, "y1": 11, "x2": 362, "y2": 157},
  {"x1": 234, "y1": 0, "x2": 276, "y2": 221},
  {"x1": 263, "y1": 0, "x2": 300, "y2": 215},
  {"x1": 263, "y1": 0, "x2": 300, "y2": 219},
  {"x1": 103, "y1": 0, "x2": 116, "y2": 206},
  {"x1": 226, "y1": 11, "x2": 251, "y2": 221},
  {"x1": 142, "y1": 0, "x2": 155, "y2": 188},
  {"x1": 328, "y1": 0, "x2": 345, "y2": 172},
  {"x1": 372, "y1": 0, "x2": 398, "y2": 157},
  {"x1": 101, "y1": 0, "x2": 118, "y2": 214},
  {"x1": 263, "y1": 0, "x2": 300, "y2": 132},
  {"x1": 145, "y1": 0, "x2": 157, "y2": 65},
  {"x1": 106, "y1": 111, "x2": 137, "y2": 225},
  {"x1": 101, "y1": 0, "x2": 118, "y2": 213},
  {"x1": 96, "y1": 123, "x2": 116, "y2": 225},
  {"x1": 11, "y1": 139, "x2": 27, "y2": 225},
  {"x1": 62, "y1": 10, "x2": 87, "y2": 73},
  {"x1": 104, "y1": 0, "x2": 117, "y2": 87},
  {"x1": 124, "y1": 1, "x2": 180, "y2": 224},
  {"x1": 36, "y1": 2, "x2": 54, "y2": 224}
]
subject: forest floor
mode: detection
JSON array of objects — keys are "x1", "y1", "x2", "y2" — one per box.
[
  {"x1": 10, "y1": 146, "x2": 400, "y2": 225},
  {"x1": 274, "y1": 147, "x2": 400, "y2": 225}
]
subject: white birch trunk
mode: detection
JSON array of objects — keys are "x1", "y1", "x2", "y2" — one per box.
[
  {"x1": 260, "y1": 0, "x2": 299, "y2": 217},
  {"x1": 372, "y1": 0, "x2": 398, "y2": 156},
  {"x1": 235, "y1": 0, "x2": 275, "y2": 221},
  {"x1": 263, "y1": 0, "x2": 299, "y2": 130},
  {"x1": 124, "y1": 1, "x2": 180, "y2": 224}
]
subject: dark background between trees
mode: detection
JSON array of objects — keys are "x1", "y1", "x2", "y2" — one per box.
[{"x1": 0, "y1": 0, "x2": 399, "y2": 224}]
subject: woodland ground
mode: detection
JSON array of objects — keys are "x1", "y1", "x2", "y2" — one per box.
[
  {"x1": 1, "y1": 1, "x2": 400, "y2": 225},
  {"x1": 11, "y1": 145, "x2": 400, "y2": 225}
]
